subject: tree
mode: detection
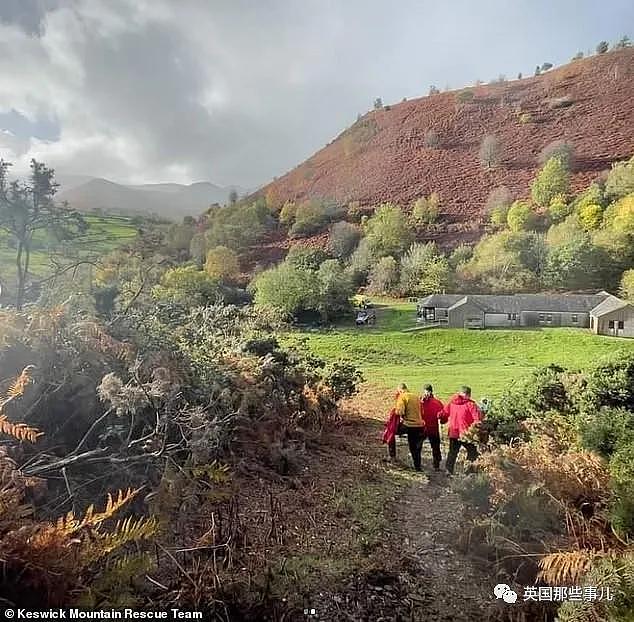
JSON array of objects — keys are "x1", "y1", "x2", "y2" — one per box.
[
  {"x1": 317, "y1": 260, "x2": 354, "y2": 321},
  {"x1": 373, "y1": 97, "x2": 383, "y2": 110},
  {"x1": 423, "y1": 129, "x2": 440, "y2": 148},
  {"x1": 367, "y1": 256, "x2": 399, "y2": 294},
  {"x1": 596, "y1": 41, "x2": 609, "y2": 54},
  {"x1": 535, "y1": 65, "x2": 541, "y2": 76},
  {"x1": 448, "y1": 243, "x2": 473, "y2": 269},
  {"x1": 572, "y1": 51, "x2": 584, "y2": 61},
  {"x1": 205, "y1": 246, "x2": 240, "y2": 282},
  {"x1": 327, "y1": 221, "x2": 360, "y2": 259},
  {"x1": 615, "y1": 35, "x2": 631, "y2": 49},
  {"x1": 286, "y1": 246, "x2": 329, "y2": 271},
  {"x1": 251, "y1": 263, "x2": 317, "y2": 319},
  {"x1": 479, "y1": 134, "x2": 502, "y2": 170},
  {"x1": 531, "y1": 157, "x2": 570, "y2": 207},
  {"x1": 0, "y1": 159, "x2": 86, "y2": 309},
  {"x1": 152, "y1": 265, "x2": 221, "y2": 307},
  {"x1": 166, "y1": 222, "x2": 195, "y2": 254},
  {"x1": 290, "y1": 200, "x2": 339, "y2": 238},
  {"x1": 578, "y1": 204, "x2": 604, "y2": 231},
  {"x1": 428, "y1": 85, "x2": 440, "y2": 95},
  {"x1": 399, "y1": 242, "x2": 449, "y2": 296},
  {"x1": 486, "y1": 187, "x2": 513, "y2": 225},
  {"x1": 620, "y1": 269, "x2": 634, "y2": 301},
  {"x1": 279, "y1": 201, "x2": 297, "y2": 226},
  {"x1": 364, "y1": 203, "x2": 413, "y2": 258},
  {"x1": 545, "y1": 235, "x2": 611, "y2": 290},
  {"x1": 612, "y1": 194, "x2": 634, "y2": 236},
  {"x1": 411, "y1": 193, "x2": 440, "y2": 225},
  {"x1": 538, "y1": 140, "x2": 575, "y2": 169},
  {"x1": 507, "y1": 201, "x2": 538, "y2": 232},
  {"x1": 605, "y1": 156, "x2": 634, "y2": 201},
  {"x1": 541, "y1": 62, "x2": 553, "y2": 71},
  {"x1": 228, "y1": 189, "x2": 238, "y2": 205},
  {"x1": 189, "y1": 232, "x2": 207, "y2": 267}
]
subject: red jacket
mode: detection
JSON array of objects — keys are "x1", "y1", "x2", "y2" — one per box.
[
  {"x1": 420, "y1": 396, "x2": 444, "y2": 436},
  {"x1": 443, "y1": 395, "x2": 483, "y2": 439},
  {"x1": 382, "y1": 408, "x2": 401, "y2": 444}
]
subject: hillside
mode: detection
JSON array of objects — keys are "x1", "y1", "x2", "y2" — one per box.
[
  {"x1": 57, "y1": 178, "x2": 242, "y2": 219},
  {"x1": 261, "y1": 48, "x2": 634, "y2": 222}
]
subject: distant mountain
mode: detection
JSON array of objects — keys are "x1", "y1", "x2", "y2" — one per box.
[{"x1": 57, "y1": 178, "x2": 244, "y2": 219}]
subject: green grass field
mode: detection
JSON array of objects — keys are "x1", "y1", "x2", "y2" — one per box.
[
  {"x1": 0, "y1": 214, "x2": 138, "y2": 277},
  {"x1": 291, "y1": 300, "x2": 634, "y2": 401}
]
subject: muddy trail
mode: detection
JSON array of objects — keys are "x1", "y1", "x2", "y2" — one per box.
[{"x1": 285, "y1": 389, "x2": 504, "y2": 622}]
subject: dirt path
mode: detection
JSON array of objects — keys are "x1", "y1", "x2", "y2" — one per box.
[{"x1": 304, "y1": 387, "x2": 497, "y2": 621}]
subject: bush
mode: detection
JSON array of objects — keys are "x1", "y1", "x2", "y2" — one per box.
[
  {"x1": 316, "y1": 260, "x2": 355, "y2": 321},
  {"x1": 327, "y1": 221, "x2": 360, "y2": 258},
  {"x1": 611, "y1": 193, "x2": 634, "y2": 236},
  {"x1": 367, "y1": 256, "x2": 399, "y2": 294},
  {"x1": 548, "y1": 194, "x2": 572, "y2": 224},
  {"x1": 507, "y1": 200, "x2": 538, "y2": 232},
  {"x1": 579, "y1": 407, "x2": 634, "y2": 459},
  {"x1": 538, "y1": 140, "x2": 575, "y2": 170},
  {"x1": 518, "y1": 112, "x2": 532, "y2": 124},
  {"x1": 251, "y1": 263, "x2": 318, "y2": 318},
  {"x1": 579, "y1": 352, "x2": 634, "y2": 413},
  {"x1": 572, "y1": 51, "x2": 584, "y2": 61},
  {"x1": 411, "y1": 193, "x2": 440, "y2": 225},
  {"x1": 279, "y1": 201, "x2": 297, "y2": 226},
  {"x1": 479, "y1": 134, "x2": 501, "y2": 170},
  {"x1": 286, "y1": 246, "x2": 329, "y2": 271},
  {"x1": 531, "y1": 156, "x2": 570, "y2": 207},
  {"x1": 152, "y1": 266, "x2": 222, "y2": 306},
  {"x1": 486, "y1": 187, "x2": 513, "y2": 224},
  {"x1": 205, "y1": 246, "x2": 240, "y2": 282},
  {"x1": 596, "y1": 40, "x2": 609, "y2": 54},
  {"x1": 448, "y1": 243, "x2": 473, "y2": 269},
  {"x1": 456, "y1": 89, "x2": 474, "y2": 104},
  {"x1": 290, "y1": 200, "x2": 340, "y2": 238},
  {"x1": 605, "y1": 156, "x2": 634, "y2": 201},
  {"x1": 577, "y1": 203, "x2": 604, "y2": 231}
]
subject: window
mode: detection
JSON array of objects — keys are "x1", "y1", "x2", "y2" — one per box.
[
  {"x1": 424, "y1": 308, "x2": 435, "y2": 321},
  {"x1": 512, "y1": 313, "x2": 517, "y2": 320},
  {"x1": 618, "y1": 321, "x2": 624, "y2": 330},
  {"x1": 539, "y1": 314, "x2": 545, "y2": 321},
  {"x1": 507, "y1": 313, "x2": 512, "y2": 320},
  {"x1": 609, "y1": 320, "x2": 615, "y2": 329},
  {"x1": 546, "y1": 314, "x2": 553, "y2": 323},
  {"x1": 572, "y1": 314, "x2": 578, "y2": 323}
]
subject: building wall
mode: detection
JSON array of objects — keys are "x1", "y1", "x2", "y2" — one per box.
[
  {"x1": 520, "y1": 311, "x2": 589, "y2": 328},
  {"x1": 485, "y1": 313, "x2": 519, "y2": 328},
  {"x1": 593, "y1": 306, "x2": 634, "y2": 338},
  {"x1": 448, "y1": 301, "x2": 485, "y2": 328}
]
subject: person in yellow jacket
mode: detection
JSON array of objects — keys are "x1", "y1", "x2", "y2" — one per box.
[{"x1": 393, "y1": 383, "x2": 425, "y2": 471}]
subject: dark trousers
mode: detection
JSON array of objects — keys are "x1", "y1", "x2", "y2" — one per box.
[
  {"x1": 422, "y1": 433, "x2": 442, "y2": 469},
  {"x1": 445, "y1": 438, "x2": 478, "y2": 474},
  {"x1": 388, "y1": 424, "x2": 424, "y2": 470}
]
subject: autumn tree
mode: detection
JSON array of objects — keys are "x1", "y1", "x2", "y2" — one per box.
[
  {"x1": 531, "y1": 157, "x2": 570, "y2": 207},
  {"x1": 0, "y1": 159, "x2": 86, "y2": 309},
  {"x1": 479, "y1": 134, "x2": 502, "y2": 170}
]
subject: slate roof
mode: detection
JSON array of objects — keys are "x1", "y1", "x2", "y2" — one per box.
[
  {"x1": 590, "y1": 295, "x2": 630, "y2": 317},
  {"x1": 419, "y1": 292, "x2": 611, "y2": 314}
]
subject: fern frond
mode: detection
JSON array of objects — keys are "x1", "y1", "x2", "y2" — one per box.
[
  {"x1": 85, "y1": 517, "x2": 158, "y2": 561},
  {"x1": 5, "y1": 365, "x2": 35, "y2": 400},
  {"x1": 0, "y1": 415, "x2": 42, "y2": 443},
  {"x1": 538, "y1": 550, "x2": 596, "y2": 584},
  {"x1": 57, "y1": 488, "x2": 141, "y2": 534}
]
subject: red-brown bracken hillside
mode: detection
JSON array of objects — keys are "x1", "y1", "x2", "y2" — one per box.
[{"x1": 260, "y1": 48, "x2": 634, "y2": 222}]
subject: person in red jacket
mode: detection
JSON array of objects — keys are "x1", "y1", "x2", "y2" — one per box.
[
  {"x1": 443, "y1": 385, "x2": 483, "y2": 475},
  {"x1": 420, "y1": 384, "x2": 444, "y2": 470}
]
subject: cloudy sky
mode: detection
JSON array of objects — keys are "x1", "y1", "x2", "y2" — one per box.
[{"x1": 0, "y1": 0, "x2": 632, "y2": 188}]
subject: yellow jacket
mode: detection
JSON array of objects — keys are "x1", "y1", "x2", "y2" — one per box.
[{"x1": 396, "y1": 391, "x2": 423, "y2": 427}]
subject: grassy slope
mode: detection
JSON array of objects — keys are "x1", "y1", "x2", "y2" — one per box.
[
  {"x1": 292, "y1": 300, "x2": 634, "y2": 401},
  {"x1": 0, "y1": 214, "x2": 138, "y2": 276}
]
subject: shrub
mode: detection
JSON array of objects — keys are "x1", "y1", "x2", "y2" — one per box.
[
  {"x1": 456, "y1": 89, "x2": 474, "y2": 104},
  {"x1": 507, "y1": 200, "x2": 538, "y2": 232},
  {"x1": 428, "y1": 85, "x2": 440, "y2": 96},
  {"x1": 279, "y1": 201, "x2": 297, "y2": 226},
  {"x1": 478, "y1": 134, "x2": 501, "y2": 170},
  {"x1": 448, "y1": 243, "x2": 473, "y2": 269},
  {"x1": 605, "y1": 156, "x2": 634, "y2": 200},
  {"x1": 548, "y1": 194, "x2": 572, "y2": 223},
  {"x1": 579, "y1": 407, "x2": 634, "y2": 459},
  {"x1": 286, "y1": 246, "x2": 329, "y2": 271},
  {"x1": 152, "y1": 266, "x2": 222, "y2": 306},
  {"x1": 596, "y1": 40, "x2": 609, "y2": 54},
  {"x1": 531, "y1": 156, "x2": 570, "y2": 207},
  {"x1": 347, "y1": 201, "x2": 364, "y2": 222},
  {"x1": 615, "y1": 35, "x2": 631, "y2": 49},
  {"x1": 205, "y1": 246, "x2": 240, "y2": 282},
  {"x1": 518, "y1": 112, "x2": 532, "y2": 124},
  {"x1": 367, "y1": 256, "x2": 399, "y2": 294},
  {"x1": 611, "y1": 193, "x2": 634, "y2": 236},
  {"x1": 572, "y1": 51, "x2": 584, "y2": 61},
  {"x1": 579, "y1": 352, "x2": 634, "y2": 413},
  {"x1": 620, "y1": 269, "x2": 634, "y2": 301},
  {"x1": 290, "y1": 200, "x2": 340, "y2": 237},
  {"x1": 411, "y1": 193, "x2": 440, "y2": 225},
  {"x1": 327, "y1": 221, "x2": 360, "y2": 258},
  {"x1": 538, "y1": 140, "x2": 575, "y2": 170},
  {"x1": 485, "y1": 187, "x2": 513, "y2": 223},
  {"x1": 423, "y1": 129, "x2": 440, "y2": 148},
  {"x1": 577, "y1": 203, "x2": 604, "y2": 231},
  {"x1": 316, "y1": 260, "x2": 355, "y2": 321}
]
